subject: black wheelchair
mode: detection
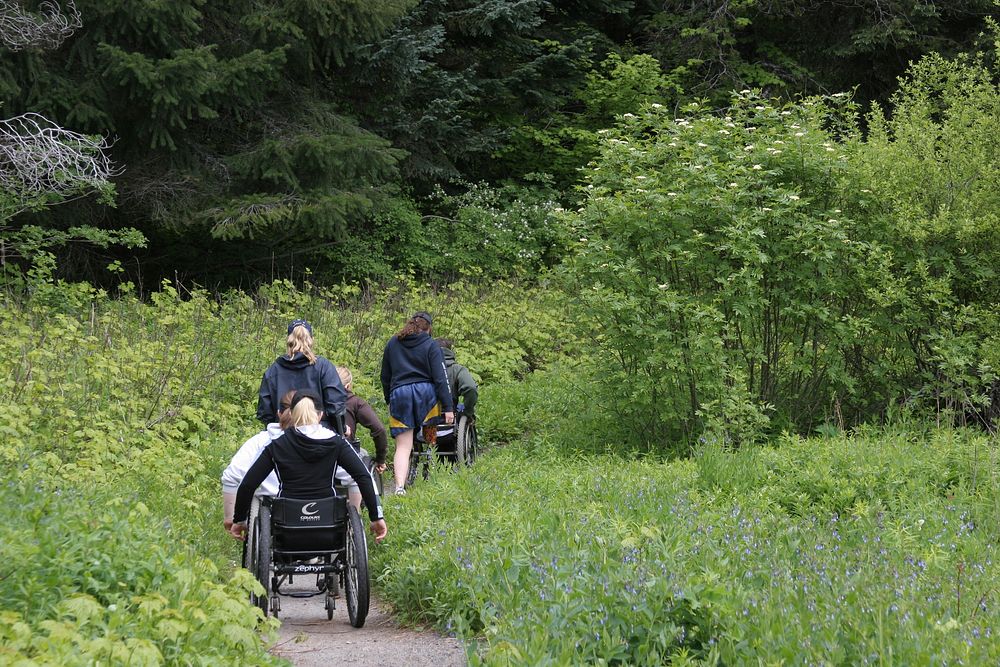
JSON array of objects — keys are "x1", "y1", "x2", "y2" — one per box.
[
  {"x1": 406, "y1": 408, "x2": 478, "y2": 488},
  {"x1": 244, "y1": 494, "x2": 370, "y2": 627}
]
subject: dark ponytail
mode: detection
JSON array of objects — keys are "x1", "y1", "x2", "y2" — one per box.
[{"x1": 396, "y1": 315, "x2": 431, "y2": 339}]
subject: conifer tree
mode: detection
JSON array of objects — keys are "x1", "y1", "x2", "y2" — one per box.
[{"x1": 0, "y1": 0, "x2": 413, "y2": 280}]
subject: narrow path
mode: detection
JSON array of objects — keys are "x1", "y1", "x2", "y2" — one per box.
[{"x1": 270, "y1": 582, "x2": 468, "y2": 666}]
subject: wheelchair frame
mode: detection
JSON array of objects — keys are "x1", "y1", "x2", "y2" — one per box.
[
  {"x1": 244, "y1": 494, "x2": 370, "y2": 627},
  {"x1": 405, "y1": 412, "x2": 478, "y2": 488}
]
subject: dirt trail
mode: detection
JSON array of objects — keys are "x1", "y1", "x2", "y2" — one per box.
[{"x1": 270, "y1": 582, "x2": 468, "y2": 667}]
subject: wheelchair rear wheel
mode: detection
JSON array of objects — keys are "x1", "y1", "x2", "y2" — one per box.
[
  {"x1": 344, "y1": 505, "x2": 370, "y2": 628},
  {"x1": 454, "y1": 415, "x2": 478, "y2": 467},
  {"x1": 253, "y1": 503, "x2": 273, "y2": 617},
  {"x1": 365, "y1": 454, "x2": 384, "y2": 498}
]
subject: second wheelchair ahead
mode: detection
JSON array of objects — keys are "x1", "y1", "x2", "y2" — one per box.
[
  {"x1": 406, "y1": 405, "x2": 478, "y2": 488},
  {"x1": 245, "y1": 493, "x2": 370, "y2": 627}
]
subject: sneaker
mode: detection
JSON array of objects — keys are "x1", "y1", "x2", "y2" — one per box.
[{"x1": 394, "y1": 486, "x2": 407, "y2": 496}]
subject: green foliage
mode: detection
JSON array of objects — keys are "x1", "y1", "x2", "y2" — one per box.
[
  {"x1": 1, "y1": 0, "x2": 415, "y2": 281},
  {"x1": 0, "y1": 273, "x2": 578, "y2": 662},
  {"x1": 375, "y1": 427, "x2": 1000, "y2": 664},
  {"x1": 854, "y1": 50, "x2": 1000, "y2": 420},
  {"x1": 563, "y1": 92, "x2": 876, "y2": 445},
  {"x1": 0, "y1": 482, "x2": 281, "y2": 665},
  {"x1": 638, "y1": 0, "x2": 994, "y2": 105},
  {"x1": 414, "y1": 182, "x2": 570, "y2": 279},
  {"x1": 346, "y1": 0, "x2": 640, "y2": 186},
  {"x1": 499, "y1": 53, "x2": 684, "y2": 191}
]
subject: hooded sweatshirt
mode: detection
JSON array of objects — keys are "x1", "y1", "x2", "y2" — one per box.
[
  {"x1": 256, "y1": 353, "x2": 347, "y2": 430},
  {"x1": 222, "y1": 423, "x2": 284, "y2": 497},
  {"x1": 345, "y1": 392, "x2": 388, "y2": 464},
  {"x1": 233, "y1": 425, "x2": 383, "y2": 524},
  {"x1": 380, "y1": 331, "x2": 453, "y2": 411},
  {"x1": 440, "y1": 347, "x2": 478, "y2": 420}
]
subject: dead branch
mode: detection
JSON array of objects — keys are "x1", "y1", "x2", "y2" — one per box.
[{"x1": 0, "y1": 0, "x2": 81, "y2": 51}]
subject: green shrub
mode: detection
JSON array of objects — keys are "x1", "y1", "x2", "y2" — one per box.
[
  {"x1": 562, "y1": 91, "x2": 873, "y2": 447},
  {"x1": 0, "y1": 482, "x2": 281, "y2": 665}
]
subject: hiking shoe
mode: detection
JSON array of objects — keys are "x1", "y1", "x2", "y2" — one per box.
[{"x1": 394, "y1": 486, "x2": 407, "y2": 496}]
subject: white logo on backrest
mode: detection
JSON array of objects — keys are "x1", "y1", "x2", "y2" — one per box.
[{"x1": 301, "y1": 502, "x2": 319, "y2": 515}]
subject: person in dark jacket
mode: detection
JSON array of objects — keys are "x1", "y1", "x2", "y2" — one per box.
[
  {"x1": 380, "y1": 311, "x2": 453, "y2": 495},
  {"x1": 257, "y1": 319, "x2": 347, "y2": 433},
  {"x1": 231, "y1": 390, "x2": 387, "y2": 543},
  {"x1": 435, "y1": 338, "x2": 478, "y2": 421},
  {"x1": 433, "y1": 338, "x2": 478, "y2": 452}
]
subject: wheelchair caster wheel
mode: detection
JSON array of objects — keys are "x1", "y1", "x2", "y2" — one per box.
[
  {"x1": 270, "y1": 596, "x2": 280, "y2": 617},
  {"x1": 325, "y1": 595, "x2": 335, "y2": 620}
]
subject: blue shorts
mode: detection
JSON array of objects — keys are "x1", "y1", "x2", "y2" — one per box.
[{"x1": 388, "y1": 383, "x2": 441, "y2": 437}]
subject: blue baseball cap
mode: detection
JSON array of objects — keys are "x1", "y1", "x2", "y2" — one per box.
[{"x1": 288, "y1": 319, "x2": 313, "y2": 335}]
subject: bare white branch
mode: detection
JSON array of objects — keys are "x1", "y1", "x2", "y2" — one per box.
[
  {"x1": 0, "y1": 0, "x2": 81, "y2": 51},
  {"x1": 0, "y1": 112, "x2": 118, "y2": 214}
]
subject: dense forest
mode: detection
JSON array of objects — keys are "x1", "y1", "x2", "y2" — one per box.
[
  {"x1": 2, "y1": 0, "x2": 995, "y2": 284},
  {"x1": 3, "y1": 2, "x2": 1000, "y2": 665}
]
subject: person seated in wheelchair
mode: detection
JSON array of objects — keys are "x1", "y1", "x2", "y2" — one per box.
[
  {"x1": 223, "y1": 388, "x2": 367, "y2": 528},
  {"x1": 221, "y1": 389, "x2": 295, "y2": 535},
  {"x1": 433, "y1": 338, "x2": 478, "y2": 454},
  {"x1": 230, "y1": 390, "x2": 387, "y2": 544}
]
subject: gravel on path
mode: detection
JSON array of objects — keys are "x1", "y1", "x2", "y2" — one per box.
[{"x1": 270, "y1": 582, "x2": 468, "y2": 667}]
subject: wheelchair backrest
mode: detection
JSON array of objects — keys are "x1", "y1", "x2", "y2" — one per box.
[
  {"x1": 270, "y1": 496, "x2": 346, "y2": 528},
  {"x1": 268, "y1": 496, "x2": 347, "y2": 555}
]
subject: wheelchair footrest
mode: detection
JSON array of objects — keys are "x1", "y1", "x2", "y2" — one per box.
[{"x1": 286, "y1": 590, "x2": 326, "y2": 599}]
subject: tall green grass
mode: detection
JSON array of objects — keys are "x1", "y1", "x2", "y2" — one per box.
[
  {"x1": 375, "y1": 429, "x2": 1000, "y2": 665},
  {"x1": 0, "y1": 275, "x2": 575, "y2": 663}
]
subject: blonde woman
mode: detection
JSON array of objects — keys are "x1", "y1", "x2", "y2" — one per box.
[
  {"x1": 257, "y1": 319, "x2": 347, "y2": 433},
  {"x1": 231, "y1": 390, "x2": 387, "y2": 543}
]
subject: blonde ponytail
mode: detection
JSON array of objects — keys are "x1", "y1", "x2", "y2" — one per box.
[
  {"x1": 287, "y1": 326, "x2": 317, "y2": 364},
  {"x1": 290, "y1": 396, "x2": 322, "y2": 427}
]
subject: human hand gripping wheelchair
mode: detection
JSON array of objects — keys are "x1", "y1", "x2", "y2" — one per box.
[{"x1": 243, "y1": 493, "x2": 370, "y2": 627}]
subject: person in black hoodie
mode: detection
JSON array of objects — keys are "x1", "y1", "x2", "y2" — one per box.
[
  {"x1": 230, "y1": 390, "x2": 387, "y2": 542},
  {"x1": 257, "y1": 319, "x2": 347, "y2": 433},
  {"x1": 380, "y1": 311, "x2": 453, "y2": 495}
]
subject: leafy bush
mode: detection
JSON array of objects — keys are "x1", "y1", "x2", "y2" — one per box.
[
  {"x1": 0, "y1": 481, "x2": 280, "y2": 665},
  {"x1": 563, "y1": 91, "x2": 872, "y2": 446},
  {"x1": 853, "y1": 49, "x2": 1000, "y2": 421},
  {"x1": 416, "y1": 182, "x2": 571, "y2": 280}
]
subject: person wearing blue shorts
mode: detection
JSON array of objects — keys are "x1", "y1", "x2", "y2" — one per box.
[{"x1": 380, "y1": 311, "x2": 454, "y2": 495}]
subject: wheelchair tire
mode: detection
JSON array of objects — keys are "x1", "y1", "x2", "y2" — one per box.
[
  {"x1": 254, "y1": 503, "x2": 273, "y2": 618},
  {"x1": 344, "y1": 505, "x2": 370, "y2": 628},
  {"x1": 455, "y1": 415, "x2": 478, "y2": 467},
  {"x1": 364, "y1": 454, "x2": 384, "y2": 499},
  {"x1": 243, "y1": 496, "x2": 259, "y2": 572}
]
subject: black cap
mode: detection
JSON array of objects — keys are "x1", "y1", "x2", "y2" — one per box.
[
  {"x1": 412, "y1": 311, "x2": 432, "y2": 325},
  {"x1": 288, "y1": 319, "x2": 313, "y2": 335},
  {"x1": 290, "y1": 389, "x2": 322, "y2": 410}
]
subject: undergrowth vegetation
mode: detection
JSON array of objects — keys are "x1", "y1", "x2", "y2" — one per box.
[
  {"x1": 376, "y1": 428, "x2": 1000, "y2": 664},
  {"x1": 0, "y1": 274, "x2": 574, "y2": 663}
]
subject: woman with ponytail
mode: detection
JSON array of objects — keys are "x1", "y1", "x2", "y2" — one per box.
[
  {"x1": 380, "y1": 311, "x2": 454, "y2": 495},
  {"x1": 257, "y1": 319, "x2": 347, "y2": 433}
]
